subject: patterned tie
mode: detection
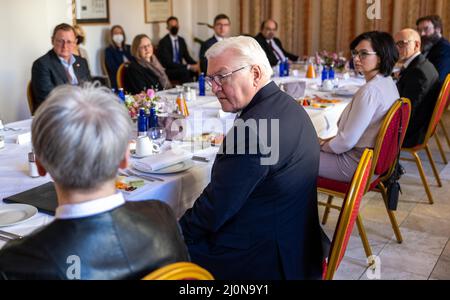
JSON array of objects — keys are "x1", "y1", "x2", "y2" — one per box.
[
  {"x1": 173, "y1": 39, "x2": 180, "y2": 64},
  {"x1": 269, "y1": 40, "x2": 283, "y2": 62}
]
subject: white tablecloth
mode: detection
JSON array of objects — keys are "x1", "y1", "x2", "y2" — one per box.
[{"x1": 0, "y1": 75, "x2": 364, "y2": 249}]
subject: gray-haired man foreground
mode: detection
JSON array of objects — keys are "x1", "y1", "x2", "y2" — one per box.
[{"x1": 0, "y1": 85, "x2": 188, "y2": 280}]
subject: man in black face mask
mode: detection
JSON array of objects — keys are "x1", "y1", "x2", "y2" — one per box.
[
  {"x1": 157, "y1": 16, "x2": 199, "y2": 84},
  {"x1": 416, "y1": 15, "x2": 450, "y2": 85}
]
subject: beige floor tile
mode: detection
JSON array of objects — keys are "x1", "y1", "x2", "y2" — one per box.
[
  {"x1": 410, "y1": 202, "x2": 450, "y2": 220},
  {"x1": 401, "y1": 213, "x2": 450, "y2": 238},
  {"x1": 430, "y1": 256, "x2": 450, "y2": 280},
  {"x1": 360, "y1": 204, "x2": 409, "y2": 226},
  {"x1": 386, "y1": 227, "x2": 448, "y2": 256},
  {"x1": 378, "y1": 243, "x2": 439, "y2": 276},
  {"x1": 442, "y1": 241, "x2": 450, "y2": 258},
  {"x1": 360, "y1": 266, "x2": 428, "y2": 280},
  {"x1": 333, "y1": 257, "x2": 368, "y2": 280}
]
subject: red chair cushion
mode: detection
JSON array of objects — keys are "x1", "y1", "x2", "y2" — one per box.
[{"x1": 317, "y1": 176, "x2": 381, "y2": 194}]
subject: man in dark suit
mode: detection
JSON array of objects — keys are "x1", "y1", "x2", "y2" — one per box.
[
  {"x1": 199, "y1": 14, "x2": 231, "y2": 73},
  {"x1": 255, "y1": 19, "x2": 299, "y2": 67},
  {"x1": 417, "y1": 15, "x2": 450, "y2": 85},
  {"x1": 180, "y1": 36, "x2": 327, "y2": 280},
  {"x1": 157, "y1": 16, "x2": 199, "y2": 84},
  {"x1": 0, "y1": 85, "x2": 189, "y2": 280},
  {"x1": 395, "y1": 29, "x2": 440, "y2": 148},
  {"x1": 31, "y1": 23, "x2": 91, "y2": 111}
]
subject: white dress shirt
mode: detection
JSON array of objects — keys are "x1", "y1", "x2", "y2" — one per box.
[
  {"x1": 323, "y1": 74, "x2": 400, "y2": 154},
  {"x1": 59, "y1": 55, "x2": 79, "y2": 85},
  {"x1": 55, "y1": 193, "x2": 126, "y2": 220},
  {"x1": 214, "y1": 35, "x2": 225, "y2": 42},
  {"x1": 402, "y1": 52, "x2": 421, "y2": 69},
  {"x1": 267, "y1": 39, "x2": 286, "y2": 62}
]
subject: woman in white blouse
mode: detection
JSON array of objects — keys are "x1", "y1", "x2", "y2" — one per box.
[{"x1": 319, "y1": 31, "x2": 400, "y2": 182}]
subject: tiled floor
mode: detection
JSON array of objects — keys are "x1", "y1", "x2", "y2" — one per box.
[{"x1": 319, "y1": 112, "x2": 450, "y2": 280}]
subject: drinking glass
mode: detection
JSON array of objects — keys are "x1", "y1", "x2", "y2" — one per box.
[{"x1": 148, "y1": 127, "x2": 167, "y2": 146}]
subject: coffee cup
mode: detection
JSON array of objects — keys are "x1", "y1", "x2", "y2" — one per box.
[{"x1": 136, "y1": 136, "x2": 160, "y2": 157}]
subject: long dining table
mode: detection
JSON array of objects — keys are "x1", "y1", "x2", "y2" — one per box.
[{"x1": 0, "y1": 74, "x2": 365, "y2": 249}]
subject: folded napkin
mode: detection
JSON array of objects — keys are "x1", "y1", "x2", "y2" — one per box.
[{"x1": 133, "y1": 149, "x2": 193, "y2": 172}]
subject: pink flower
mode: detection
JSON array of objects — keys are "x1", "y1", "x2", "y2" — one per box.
[{"x1": 147, "y1": 89, "x2": 156, "y2": 99}]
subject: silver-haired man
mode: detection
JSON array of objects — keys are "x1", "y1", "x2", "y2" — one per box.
[
  {"x1": 179, "y1": 36, "x2": 327, "y2": 279},
  {"x1": 0, "y1": 85, "x2": 188, "y2": 280}
]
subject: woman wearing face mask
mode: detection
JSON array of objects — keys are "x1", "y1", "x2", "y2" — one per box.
[
  {"x1": 123, "y1": 34, "x2": 172, "y2": 94},
  {"x1": 105, "y1": 25, "x2": 133, "y2": 89},
  {"x1": 73, "y1": 25, "x2": 90, "y2": 66}
]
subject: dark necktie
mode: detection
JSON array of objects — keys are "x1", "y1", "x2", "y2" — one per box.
[{"x1": 269, "y1": 40, "x2": 283, "y2": 62}]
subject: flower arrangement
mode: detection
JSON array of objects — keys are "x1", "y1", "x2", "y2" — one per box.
[
  {"x1": 124, "y1": 89, "x2": 159, "y2": 119},
  {"x1": 315, "y1": 50, "x2": 348, "y2": 71}
]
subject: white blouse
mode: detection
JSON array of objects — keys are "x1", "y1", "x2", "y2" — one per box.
[{"x1": 323, "y1": 74, "x2": 400, "y2": 154}]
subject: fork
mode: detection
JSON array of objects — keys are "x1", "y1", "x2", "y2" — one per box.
[{"x1": 0, "y1": 230, "x2": 23, "y2": 241}]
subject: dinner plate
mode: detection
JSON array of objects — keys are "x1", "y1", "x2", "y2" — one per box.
[
  {"x1": 0, "y1": 204, "x2": 38, "y2": 227},
  {"x1": 333, "y1": 89, "x2": 355, "y2": 97},
  {"x1": 134, "y1": 159, "x2": 194, "y2": 174}
]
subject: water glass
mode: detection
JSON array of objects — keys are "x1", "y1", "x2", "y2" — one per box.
[{"x1": 148, "y1": 127, "x2": 167, "y2": 146}]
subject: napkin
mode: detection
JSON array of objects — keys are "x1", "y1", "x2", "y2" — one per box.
[{"x1": 133, "y1": 149, "x2": 193, "y2": 172}]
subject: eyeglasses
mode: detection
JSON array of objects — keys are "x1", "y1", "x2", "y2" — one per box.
[
  {"x1": 215, "y1": 23, "x2": 230, "y2": 28},
  {"x1": 205, "y1": 65, "x2": 251, "y2": 87},
  {"x1": 395, "y1": 40, "x2": 414, "y2": 48},
  {"x1": 351, "y1": 49, "x2": 377, "y2": 60},
  {"x1": 54, "y1": 39, "x2": 76, "y2": 46},
  {"x1": 139, "y1": 44, "x2": 153, "y2": 50}
]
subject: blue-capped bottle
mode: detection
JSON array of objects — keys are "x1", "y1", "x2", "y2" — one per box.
[
  {"x1": 328, "y1": 66, "x2": 335, "y2": 80},
  {"x1": 118, "y1": 88, "x2": 125, "y2": 103},
  {"x1": 321, "y1": 66, "x2": 328, "y2": 85},
  {"x1": 283, "y1": 59, "x2": 290, "y2": 77},
  {"x1": 137, "y1": 108, "x2": 148, "y2": 137},
  {"x1": 149, "y1": 107, "x2": 158, "y2": 129},
  {"x1": 279, "y1": 60, "x2": 285, "y2": 77},
  {"x1": 198, "y1": 73, "x2": 206, "y2": 96}
]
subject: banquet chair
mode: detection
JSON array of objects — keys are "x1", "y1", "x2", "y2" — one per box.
[
  {"x1": 322, "y1": 149, "x2": 373, "y2": 280},
  {"x1": 319, "y1": 98, "x2": 411, "y2": 252},
  {"x1": 142, "y1": 262, "x2": 214, "y2": 280},
  {"x1": 401, "y1": 74, "x2": 450, "y2": 204},
  {"x1": 27, "y1": 81, "x2": 36, "y2": 115},
  {"x1": 116, "y1": 63, "x2": 126, "y2": 90}
]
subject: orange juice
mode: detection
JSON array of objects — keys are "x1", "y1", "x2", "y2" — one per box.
[
  {"x1": 176, "y1": 94, "x2": 189, "y2": 117},
  {"x1": 306, "y1": 63, "x2": 316, "y2": 78}
]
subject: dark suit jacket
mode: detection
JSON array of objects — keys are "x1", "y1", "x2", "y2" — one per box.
[
  {"x1": 254, "y1": 33, "x2": 299, "y2": 67},
  {"x1": 105, "y1": 45, "x2": 133, "y2": 89},
  {"x1": 179, "y1": 82, "x2": 326, "y2": 280},
  {"x1": 397, "y1": 54, "x2": 440, "y2": 148},
  {"x1": 156, "y1": 35, "x2": 197, "y2": 83},
  {"x1": 31, "y1": 50, "x2": 91, "y2": 110},
  {"x1": 0, "y1": 201, "x2": 189, "y2": 280},
  {"x1": 425, "y1": 37, "x2": 450, "y2": 85},
  {"x1": 199, "y1": 36, "x2": 218, "y2": 73},
  {"x1": 124, "y1": 60, "x2": 163, "y2": 94}
]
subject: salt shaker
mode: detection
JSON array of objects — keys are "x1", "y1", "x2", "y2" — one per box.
[{"x1": 28, "y1": 152, "x2": 40, "y2": 178}]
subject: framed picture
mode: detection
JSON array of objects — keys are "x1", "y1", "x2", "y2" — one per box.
[
  {"x1": 74, "y1": 0, "x2": 110, "y2": 24},
  {"x1": 144, "y1": 0, "x2": 173, "y2": 23}
]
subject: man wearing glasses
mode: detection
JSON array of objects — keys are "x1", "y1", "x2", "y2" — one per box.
[
  {"x1": 31, "y1": 23, "x2": 91, "y2": 111},
  {"x1": 180, "y1": 36, "x2": 327, "y2": 280},
  {"x1": 394, "y1": 28, "x2": 440, "y2": 148},
  {"x1": 416, "y1": 15, "x2": 450, "y2": 85},
  {"x1": 199, "y1": 14, "x2": 231, "y2": 73}
]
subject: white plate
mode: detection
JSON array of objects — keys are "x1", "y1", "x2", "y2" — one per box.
[
  {"x1": 333, "y1": 89, "x2": 355, "y2": 97},
  {"x1": 134, "y1": 159, "x2": 194, "y2": 174},
  {"x1": 183, "y1": 82, "x2": 199, "y2": 89},
  {"x1": 0, "y1": 204, "x2": 38, "y2": 227}
]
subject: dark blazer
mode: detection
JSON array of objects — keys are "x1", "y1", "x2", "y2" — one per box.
[
  {"x1": 105, "y1": 45, "x2": 133, "y2": 89},
  {"x1": 0, "y1": 201, "x2": 189, "y2": 280},
  {"x1": 179, "y1": 82, "x2": 326, "y2": 280},
  {"x1": 124, "y1": 60, "x2": 163, "y2": 94},
  {"x1": 425, "y1": 37, "x2": 450, "y2": 85},
  {"x1": 31, "y1": 50, "x2": 91, "y2": 110},
  {"x1": 157, "y1": 34, "x2": 197, "y2": 83},
  {"x1": 254, "y1": 33, "x2": 299, "y2": 67},
  {"x1": 199, "y1": 36, "x2": 218, "y2": 73},
  {"x1": 397, "y1": 54, "x2": 440, "y2": 148}
]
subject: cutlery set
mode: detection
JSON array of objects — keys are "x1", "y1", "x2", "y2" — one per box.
[{"x1": 0, "y1": 230, "x2": 23, "y2": 242}]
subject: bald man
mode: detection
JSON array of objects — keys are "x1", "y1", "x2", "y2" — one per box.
[
  {"x1": 254, "y1": 19, "x2": 299, "y2": 67},
  {"x1": 395, "y1": 28, "x2": 440, "y2": 147}
]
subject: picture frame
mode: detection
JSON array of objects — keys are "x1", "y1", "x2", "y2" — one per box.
[
  {"x1": 74, "y1": 0, "x2": 110, "y2": 24},
  {"x1": 144, "y1": 0, "x2": 173, "y2": 23}
]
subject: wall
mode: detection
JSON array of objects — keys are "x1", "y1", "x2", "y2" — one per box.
[{"x1": 0, "y1": 0, "x2": 240, "y2": 123}]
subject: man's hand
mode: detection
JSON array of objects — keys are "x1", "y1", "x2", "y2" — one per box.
[{"x1": 188, "y1": 63, "x2": 200, "y2": 74}]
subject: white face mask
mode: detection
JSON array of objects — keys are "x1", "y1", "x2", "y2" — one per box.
[{"x1": 113, "y1": 34, "x2": 124, "y2": 45}]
